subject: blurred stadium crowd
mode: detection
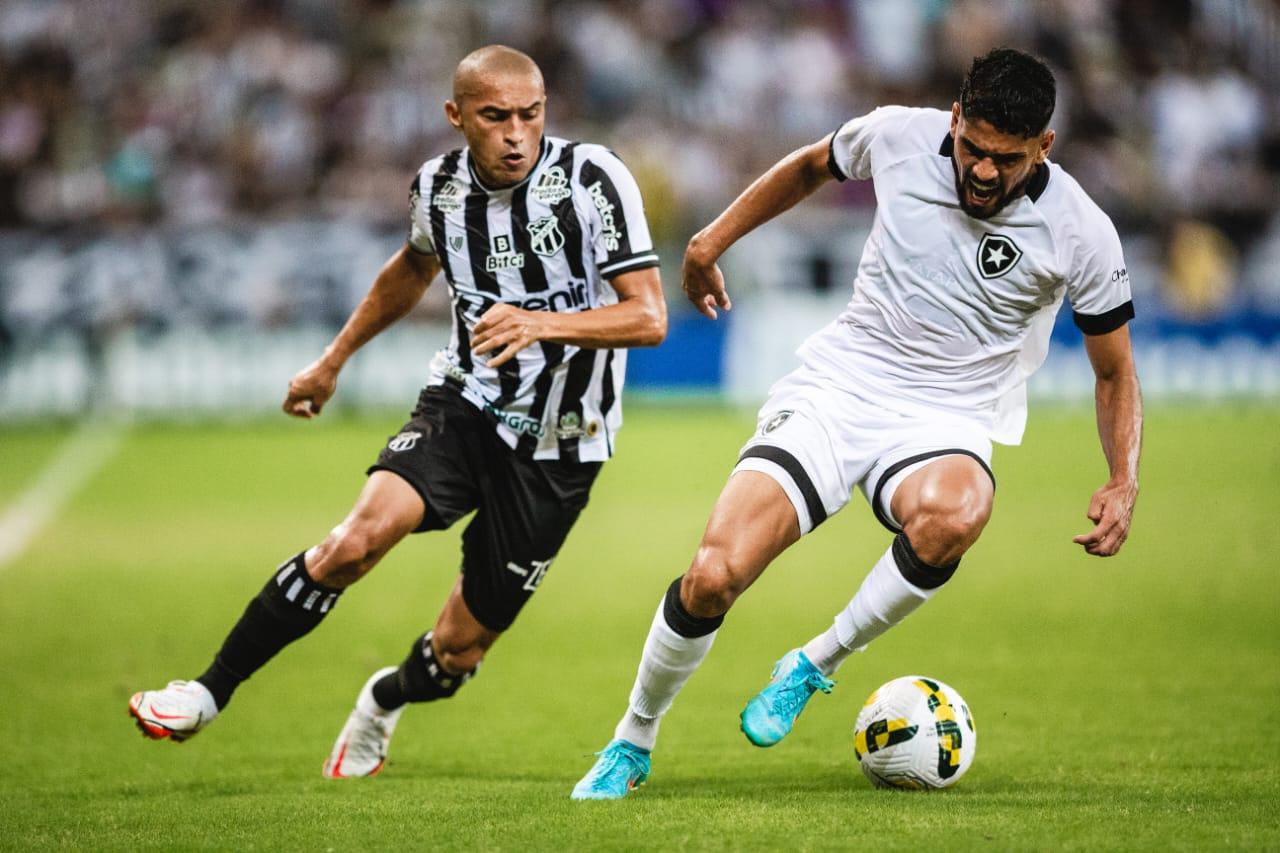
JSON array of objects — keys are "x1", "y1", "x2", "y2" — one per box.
[{"x1": 0, "y1": 0, "x2": 1278, "y2": 402}]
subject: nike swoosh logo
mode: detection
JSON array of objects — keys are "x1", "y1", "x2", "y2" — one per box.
[{"x1": 147, "y1": 708, "x2": 193, "y2": 721}]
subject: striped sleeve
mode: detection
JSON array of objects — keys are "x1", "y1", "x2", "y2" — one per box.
[
  {"x1": 577, "y1": 147, "x2": 659, "y2": 279},
  {"x1": 407, "y1": 165, "x2": 436, "y2": 255}
]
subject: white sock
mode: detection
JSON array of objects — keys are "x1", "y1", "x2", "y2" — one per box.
[
  {"x1": 802, "y1": 543, "x2": 937, "y2": 676},
  {"x1": 613, "y1": 600, "x2": 717, "y2": 751}
]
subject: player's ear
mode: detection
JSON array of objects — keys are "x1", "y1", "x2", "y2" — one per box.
[
  {"x1": 1037, "y1": 128, "x2": 1055, "y2": 163},
  {"x1": 950, "y1": 102, "x2": 961, "y2": 135},
  {"x1": 444, "y1": 99, "x2": 463, "y2": 131}
]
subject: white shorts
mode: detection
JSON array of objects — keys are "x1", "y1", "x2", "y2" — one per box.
[{"x1": 733, "y1": 365, "x2": 995, "y2": 535}]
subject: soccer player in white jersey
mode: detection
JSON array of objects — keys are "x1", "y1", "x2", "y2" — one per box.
[
  {"x1": 573, "y1": 48, "x2": 1141, "y2": 799},
  {"x1": 127, "y1": 46, "x2": 666, "y2": 778}
]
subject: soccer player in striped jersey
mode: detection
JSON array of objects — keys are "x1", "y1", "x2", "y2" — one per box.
[
  {"x1": 128, "y1": 46, "x2": 666, "y2": 778},
  {"x1": 573, "y1": 48, "x2": 1142, "y2": 799}
]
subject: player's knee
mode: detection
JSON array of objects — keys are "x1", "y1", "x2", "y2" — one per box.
[
  {"x1": 683, "y1": 548, "x2": 748, "y2": 617},
  {"x1": 906, "y1": 485, "x2": 992, "y2": 563},
  {"x1": 307, "y1": 523, "x2": 388, "y2": 587}
]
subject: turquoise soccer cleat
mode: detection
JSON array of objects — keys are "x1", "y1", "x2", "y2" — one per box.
[
  {"x1": 570, "y1": 738, "x2": 651, "y2": 800},
  {"x1": 740, "y1": 649, "x2": 834, "y2": 747}
]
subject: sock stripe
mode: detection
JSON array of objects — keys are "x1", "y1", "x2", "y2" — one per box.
[
  {"x1": 662, "y1": 575, "x2": 724, "y2": 638},
  {"x1": 891, "y1": 533, "x2": 958, "y2": 590},
  {"x1": 285, "y1": 577, "x2": 305, "y2": 601}
]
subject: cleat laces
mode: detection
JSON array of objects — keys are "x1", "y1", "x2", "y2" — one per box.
[
  {"x1": 587, "y1": 745, "x2": 646, "y2": 791},
  {"x1": 771, "y1": 670, "x2": 834, "y2": 721}
]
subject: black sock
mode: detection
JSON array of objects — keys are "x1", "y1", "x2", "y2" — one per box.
[
  {"x1": 371, "y1": 630, "x2": 478, "y2": 711},
  {"x1": 195, "y1": 553, "x2": 342, "y2": 709}
]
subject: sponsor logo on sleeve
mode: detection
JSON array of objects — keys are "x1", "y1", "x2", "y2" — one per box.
[
  {"x1": 388, "y1": 431, "x2": 422, "y2": 452},
  {"x1": 587, "y1": 181, "x2": 622, "y2": 252}
]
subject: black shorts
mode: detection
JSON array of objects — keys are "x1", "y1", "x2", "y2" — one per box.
[{"x1": 369, "y1": 384, "x2": 601, "y2": 632}]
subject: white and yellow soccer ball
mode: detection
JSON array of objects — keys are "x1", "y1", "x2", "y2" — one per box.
[{"x1": 853, "y1": 675, "x2": 977, "y2": 790}]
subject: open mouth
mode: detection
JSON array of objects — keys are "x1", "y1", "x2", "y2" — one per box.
[
  {"x1": 966, "y1": 177, "x2": 999, "y2": 206},
  {"x1": 501, "y1": 153, "x2": 525, "y2": 168}
]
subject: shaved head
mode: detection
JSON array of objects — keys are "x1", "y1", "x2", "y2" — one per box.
[
  {"x1": 453, "y1": 45, "x2": 544, "y2": 103},
  {"x1": 445, "y1": 45, "x2": 547, "y2": 188}
]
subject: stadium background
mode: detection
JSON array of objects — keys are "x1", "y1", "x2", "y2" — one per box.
[
  {"x1": 1, "y1": 1, "x2": 1277, "y2": 850},
  {"x1": 1, "y1": 0, "x2": 1278, "y2": 413}
]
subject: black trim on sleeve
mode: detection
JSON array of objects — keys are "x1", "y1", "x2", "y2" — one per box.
[
  {"x1": 1073, "y1": 300, "x2": 1134, "y2": 335},
  {"x1": 738, "y1": 445, "x2": 828, "y2": 528},
  {"x1": 827, "y1": 124, "x2": 849, "y2": 182},
  {"x1": 869, "y1": 449, "x2": 995, "y2": 534},
  {"x1": 599, "y1": 251, "x2": 660, "y2": 279}
]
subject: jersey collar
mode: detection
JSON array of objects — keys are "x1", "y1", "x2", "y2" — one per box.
[
  {"x1": 938, "y1": 133, "x2": 1050, "y2": 203},
  {"x1": 466, "y1": 136, "x2": 551, "y2": 193}
]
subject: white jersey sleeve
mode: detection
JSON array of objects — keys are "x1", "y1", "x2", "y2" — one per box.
[
  {"x1": 1062, "y1": 202, "x2": 1134, "y2": 334},
  {"x1": 407, "y1": 163, "x2": 436, "y2": 256},
  {"x1": 826, "y1": 105, "x2": 924, "y2": 182},
  {"x1": 577, "y1": 146, "x2": 659, "y2": 279}
]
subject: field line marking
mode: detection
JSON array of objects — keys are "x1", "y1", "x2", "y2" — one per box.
[{"x1": 0, "y1": 421, "x2": 128, "y2": 569}]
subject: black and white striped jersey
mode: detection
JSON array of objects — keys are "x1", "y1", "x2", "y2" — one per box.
[{"x1": 405, "y1": 135, "x2": 659, "y2": 462}]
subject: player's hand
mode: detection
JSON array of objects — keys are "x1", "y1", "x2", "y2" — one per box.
[
  {"x1": 472, "y1": 303, "x2": 546, "y2": 368},
  {"x1": 283, "y1": 357, "x2": 339, "y2": 419},
  {"x1": 682, "y1": 241, "x2": 732, "y2": 320},
  {"x1": 1071, "y1": 478, "x2": 1138, "y2": 557}
]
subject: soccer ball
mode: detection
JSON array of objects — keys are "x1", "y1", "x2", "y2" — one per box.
[{"x1": 853, "y1": 675, "x2": 976, "y2": 790}]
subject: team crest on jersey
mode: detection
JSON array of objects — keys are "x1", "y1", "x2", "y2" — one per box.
[
  {"x1": 527, "y1": 216, "x2": 565, "y2": 257},
  {"x1": 531, "y1": 166, "x2": 571, "y2": 204},
  {"x1": 762, "y1": 410, "x2": 793, "y2": 434},
  {"x1": 449, "y1": 235, "x2": 464, "y2": 253},
  {"x1": 976, "y1": 233, "x2": 1022, "y2": 279},
  {"x1": 388, "y1": 431, "x2": 422, "y2": 452},
  {"x1": 486, "y1": 234, "x2": 526, "y2": 271},
  {"x1": 433, "y1": 180, "x2": 464, "y2": 213}
]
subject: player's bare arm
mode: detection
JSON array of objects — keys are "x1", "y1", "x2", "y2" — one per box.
[
  {"x1": 283, "y1": 246, "x2": 440, "y2": 418},
  {"x1": 470, "y1": 266, "x2": 666, "y2": 367},
  {"x1": 1072, "y1": 324, "x2": 1142, "y2": 557},
  {"x1": 683, "y1": 136, "x2": 835, "y2": 319}
]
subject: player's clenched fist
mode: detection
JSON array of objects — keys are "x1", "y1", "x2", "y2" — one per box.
[
  {"x1": 682, "y1": 237, "x2": 732, "y2": 320},
  {"x1": 283, "y1": 357, "x2": 339, "y2": 419},
  {"x1": 1072, "y1": 478, "x2": 1138, "y2": 557},
  {"x1": 472, "y1": 303, "x2": 547, "y2": 368}
]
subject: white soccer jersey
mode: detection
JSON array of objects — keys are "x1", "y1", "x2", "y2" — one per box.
[
  {"x1": 813, "y1": 106, "x2": 1133, "y2": 444},
  {"x1": 406, "y1": 136, "x2": 659, "y2": 462}
]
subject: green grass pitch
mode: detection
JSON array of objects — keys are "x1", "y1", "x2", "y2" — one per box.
[{"x1": 0, "y1": 403, "x2": 1277, "y2": 850}]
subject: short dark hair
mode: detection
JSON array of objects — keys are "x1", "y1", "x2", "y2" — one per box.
[{"x1": 959, "y1": 48, "x2": 1056, "y2": 138}]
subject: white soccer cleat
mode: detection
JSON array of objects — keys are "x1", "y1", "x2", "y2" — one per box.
[
  {"x1": 128, "y1": 680, "x2": 219, "y2": 742},
  {"x1": 323, "y1": 666, "x2": 403, "y2": 779}
]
